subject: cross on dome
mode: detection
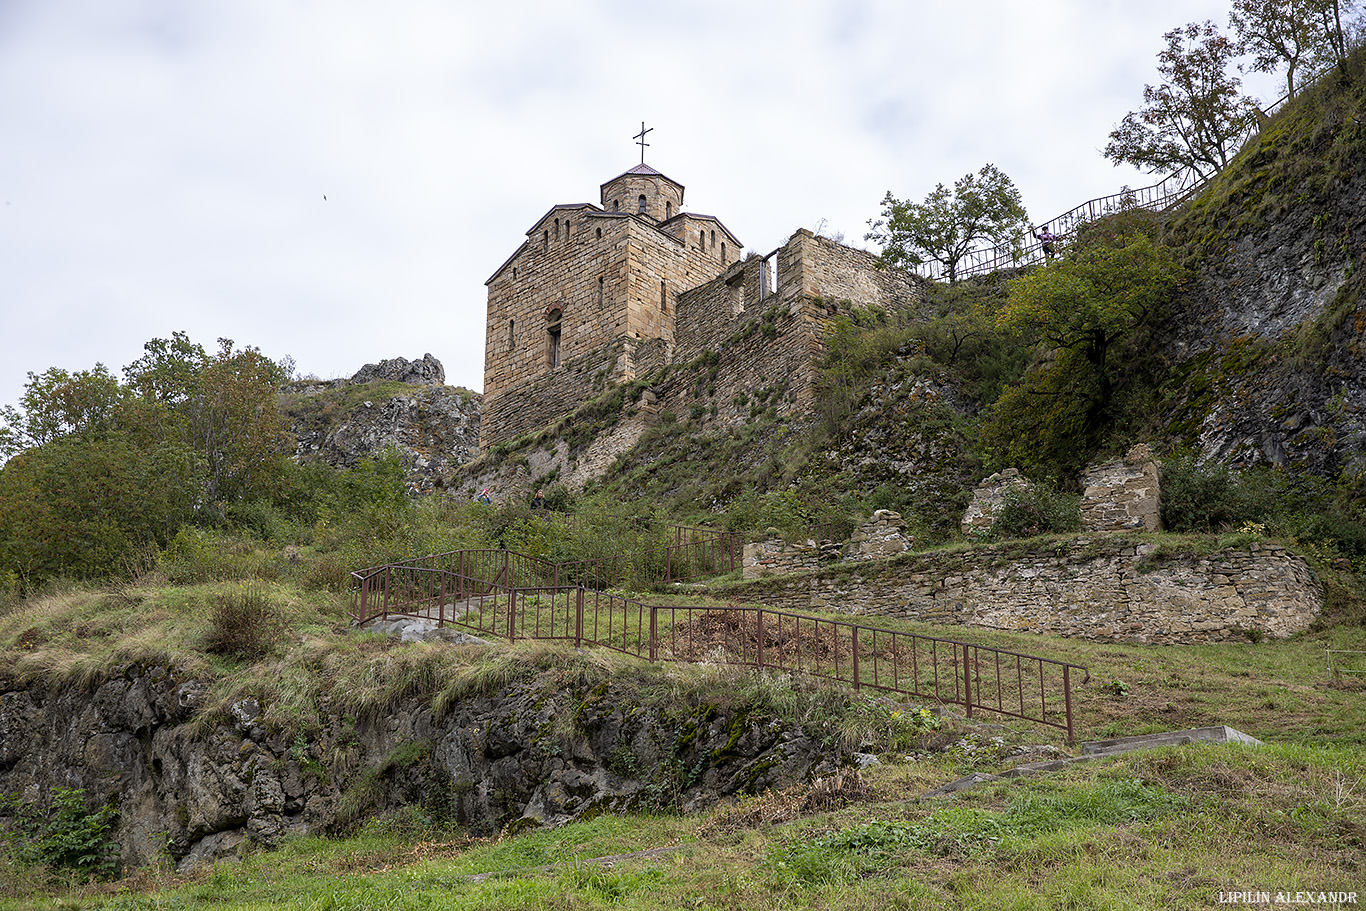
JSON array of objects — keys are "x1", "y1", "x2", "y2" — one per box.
[{"x1": 633, "y1": 122, "x2": 653, "y2": 164}]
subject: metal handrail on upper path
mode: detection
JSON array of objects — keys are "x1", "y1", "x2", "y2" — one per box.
[{"x1": 911, "y1": 92, "x2": 1290, "y2": 283}]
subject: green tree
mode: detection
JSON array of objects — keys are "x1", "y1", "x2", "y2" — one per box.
[
  {"x1": 985, "y1": 213, "x2": 1186, "y2": 476},
  {"x1": 1230, "y1": 0, "x2": 1338, "y2": 97},
  {"x1": 1000, "y1": 216, "x2": 1185, "y2": 425},
  {"x1": 0, "y1": 365, "x2": 127, "y2": 457},
  {"x1": 866, "y1": 164, "x2": 1029, "y2": 283},
  {"x1": 0, "y1": 435, "x2": 206, "y2": 583},
  {"x1": 125, "y1": 334, "x2": 290, "y2": 504},
  {"x1": 1104, "y1": 21, "x2": 1260, "y2": 178}
]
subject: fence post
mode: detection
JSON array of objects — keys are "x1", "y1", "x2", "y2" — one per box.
[
  {"x1": 575, "y1": 586, "x2": 584, "y2": 648},
  {"x1": 756, "y1": 609, "x2": 764, "y2": 670},
  {"x1": 963, "y1": 643, "x2": 973, "y2": 718},
  {"x1": 382, "y1": 568, "x2": 391, "y2": 620},
  {"x1": 851, "y1": 627, "x2": 860, "y2": 691},
  {"x1": 1064, "y1": 664, "x2": 1074, "y2": 744},
  {"x1": 508, "y1": 590, "x2": 517, "y2": 643},
  {"x1": 649, "y1": 606, "x2": 658, "y2": 662},
  {"x1": 358, "y1": 575, "x2": 369, "y2": 623},
  {"x1": 438, "y1": 573, "x2": 445, "y2": 627}
]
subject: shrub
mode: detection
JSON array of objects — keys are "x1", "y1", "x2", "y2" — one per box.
[
  {"x1": 989, "y1": 482, "x2": 1080, "y2": 540},
  {"x1": 0, "y1": 787, "x2": 121, "y2": 881},
  {"x1": 1160, "y1": 451, "x2": 1248, "y2": 532},
  {"x1": 202, "y1": 586, "x2": 278, "y2": 661}
]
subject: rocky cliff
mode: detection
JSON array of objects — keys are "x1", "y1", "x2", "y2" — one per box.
[
  {"x1": 1160, "y1": 68, "x2": 1366, "y2": 475},
  {"x1": 0, "y1": 662, "x2": 844, "y2": 871}
]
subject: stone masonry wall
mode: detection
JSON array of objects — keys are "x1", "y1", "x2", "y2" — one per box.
[
  {"x1": 1080, "y1": 444, "x2": 1162, "y2": 532},
  {"x1": 743, "y1": 536, "x2": 832, "y2": 579},
  {"x1": 480, "y1": 340, "x2": 624, "y2": 450},
  {"x1": 724, "y1": 538, "x2": 1321, "y2": 644},
  {"x1": 844, "y1": 510, "x2": 910, "y2": 562},
  {"x1": 961, "y1": 469, "x2": 1031, "y2": 536},
  {"x1": 786, "y1": 229, "x2": 926, "y2": 314}
]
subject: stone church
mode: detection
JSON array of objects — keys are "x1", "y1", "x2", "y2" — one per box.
[{"x1": 480, "y1": 155, "x2": 925, "y2": 452}]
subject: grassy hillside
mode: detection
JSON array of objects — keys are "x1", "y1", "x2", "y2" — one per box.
[{"x1": 0, "y1": 534, "x2": 1361, "y2": 908}]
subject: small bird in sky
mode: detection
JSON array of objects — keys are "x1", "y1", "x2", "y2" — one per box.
[{"x1": 323, "y1": 195, "x2": 327, "y2": 201}]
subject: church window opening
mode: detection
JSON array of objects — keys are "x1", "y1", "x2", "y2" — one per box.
[
  {"x1": 597, "y1": 276, "x2": 605, "y2": 307},
  {"x1": 547, "y1": 309, "x2": 562, "y2": 368},
  {"x1": 660, "y1": 280, "x2": 667, "y2": 311},
  {"x1": 665, "y1": 201, "x2": 672, "y2": 219},
  {"x1": 699, "y1": 230, "x2": 705, "y2": 252},
  {"x1": 508, "y1": 319, "x2": 515, "y2": 351},
  {"x1": 554, "y1": 219, "x2": 559, "y2": 241},
  {"x1": 721, "y1": 242, "x2": 726, "y2": 263},
  {"x1": 596, "y1": 227, "x2": 602, "y2": 239},
  {"x1": 638, "y1": 195, "x2": 647, "y2": 214},
  {"x1": 711, "y1": 230, "x2": 716, "y2": 254},
  {"x1": 543, "y1": 230, "x2": 549, "y2": 252},
  {"x1": 612, "y1": 199, "x2": 619, "y2": 212}
]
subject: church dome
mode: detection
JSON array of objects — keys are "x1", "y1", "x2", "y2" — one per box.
[{"x1": 600, "y1": 164, "x2": 684, "y2": 222}]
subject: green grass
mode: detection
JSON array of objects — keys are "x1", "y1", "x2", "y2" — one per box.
[
  {"x1": 10, "y1": 742, "x2": 1361, "y2": 910},
  {"x1": 1, "y1": 507, "x2": 1362, "y2": 909}
]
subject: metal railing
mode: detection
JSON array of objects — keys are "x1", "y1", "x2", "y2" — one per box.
[
  {"x1": 913, "y1": 92, "x2": 1291, "y2": 283},
  {"x1": 350, "y1": 565, "x2": 1088, "y2": 740}
]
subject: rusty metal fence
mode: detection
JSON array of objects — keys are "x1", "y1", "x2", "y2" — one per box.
[{"x1": 350, "y1": 564, "x2": 1087, "y2": 740}]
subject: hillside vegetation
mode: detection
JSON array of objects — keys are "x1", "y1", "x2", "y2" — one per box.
[{"x1": 0, "y1": 36, "x2": 1364, "y2": 911}]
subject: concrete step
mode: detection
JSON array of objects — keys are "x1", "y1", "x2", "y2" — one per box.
[
  {"x1": 1080, "y1": 725, "x2": 1262, "y2": 756},
  {"x1": 921, "y1": 725, "x2": 1263, "y2": 797}
]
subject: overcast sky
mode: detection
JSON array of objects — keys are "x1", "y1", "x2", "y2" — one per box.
[{"x1": 1, "y1": 0, "x2": 1284, "y2": 410}]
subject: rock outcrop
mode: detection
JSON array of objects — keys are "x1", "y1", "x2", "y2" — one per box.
[
  {"x1": 350, "y1": 353, "x2": 447, "y2": 386},
  {"x1": 281, "y1": 356, "x2": 481, "y2": 494},
  {"x1": 0, "y1": 664, "x2": 844, "y2": 872}
]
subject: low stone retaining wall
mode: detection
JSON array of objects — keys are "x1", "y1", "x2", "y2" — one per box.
[{"x1": 722, "y1": 537, "x2": 1321, "y2": 644}]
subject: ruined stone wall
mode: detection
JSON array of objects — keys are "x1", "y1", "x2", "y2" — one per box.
[
  {"x1": 725, "y1": 539, "x2": 1321, "y2": 644},
  {"x1": 1080, "y1": 444, "x2": 1162, "y2": 532},
  {"x1": 961, "y1": 469, "x2": 1032, "y2": 536},
  {"x1": 743, "y1": 537, "x2": 831, "y2": 579},
  {"x1": 786, "y1": 229, "x2": 926, "y2": 313}
]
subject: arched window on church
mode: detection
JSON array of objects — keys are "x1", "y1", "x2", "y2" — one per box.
[
  {"x1": 596, "y1": 227, "x2": 602, "y2": 239},
  {"x1": 612, "y1": 199, "x2": 619, "y2": 212},
  {"x1": 660, "y1": 280, "x2": 667, "y2": 311},
  {"x1": 554, "y1": 219, "x2": 559, "y2": 241},
  {"x1": 547, "y1": 309, "x2": 562, "y2": 368},
  {"x1": 508, "y1": 319, "x2": 515, "y2": 351},
  {"x1": 711, "y1": 230, "x2": 716, "y2": 254},
  {"x1": 699, "y1": 230, "x2": 705, "y2": 252},
  {"x1": 597, "y1": 276, "x2": 605, "y2": 307},
  {"x1": 665, "y1": 202, "x2": 672, "y2": 219},
  {"x1": 638, "y1": 195, "x2": 647, "y2": 214},
  {"x1": 543, "y1": 230, "x2": 549, "y2": 252},
  {"x1": 721, "y1": 242, "x2": 726, "y2": 264}
]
